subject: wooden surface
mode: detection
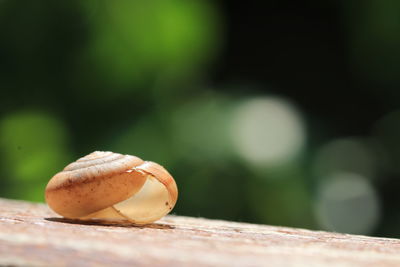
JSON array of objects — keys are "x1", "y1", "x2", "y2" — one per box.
[{"x1": 1, "y1": 198, "x2": 400, "y2": 267}]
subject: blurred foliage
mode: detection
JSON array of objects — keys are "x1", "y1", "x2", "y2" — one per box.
[
  {"x1": 2, "y1": 0, "x2": 400, "y2": 238},
  {"x1": 0, "y1": 111, "x2": 72, "y2": 200}
]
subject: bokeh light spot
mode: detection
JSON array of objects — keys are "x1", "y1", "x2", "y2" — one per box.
[
  {"x1": 231, "y1": 97, "x2": 306, "y2": 167},
  {"x1": 315, "y1": 172, "x2": 380, "y2": 235}
]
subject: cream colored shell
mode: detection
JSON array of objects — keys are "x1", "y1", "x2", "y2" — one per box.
[{"x1": 45, "y1": 151, "x2": 178, "y2": 224}]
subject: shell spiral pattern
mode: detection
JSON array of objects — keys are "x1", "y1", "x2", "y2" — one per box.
[{"x1": 45, "y1": 151, "x2": 178, "y2": 224}]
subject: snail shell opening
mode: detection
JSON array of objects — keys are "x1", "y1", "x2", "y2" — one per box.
[{"x1": 45, "y1": 151, "x2": 178, "y2": 224}]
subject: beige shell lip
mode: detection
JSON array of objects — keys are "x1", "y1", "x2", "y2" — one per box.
[
  {"x1": 132, "y1": 161, "x2": 178, "y2": 204},
  {"x1": 45, "y1": 151, "x2": 178, "y2": 224}
]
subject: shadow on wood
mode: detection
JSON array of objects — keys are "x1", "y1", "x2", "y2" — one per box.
[{"x1": 45, "y1": 217, "x2": 174, "y2": 229}]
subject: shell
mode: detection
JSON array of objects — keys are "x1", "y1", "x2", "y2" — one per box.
[{"x1": 45, "y1": 151, "x2": 178, "y2": 224}]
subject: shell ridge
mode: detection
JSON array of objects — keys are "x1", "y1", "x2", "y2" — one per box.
[{"x1": 64, "y1": 153, "x2": 132, "y2": 171}]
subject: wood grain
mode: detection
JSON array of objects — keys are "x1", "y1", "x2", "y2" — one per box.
[{"x1": 1, "y1": 198, "x2": 400, "y2": 266}]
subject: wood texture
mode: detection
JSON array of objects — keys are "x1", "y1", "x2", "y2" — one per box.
[{"x1": 1, "y1": 198, "x2": 400, "y2": 266}]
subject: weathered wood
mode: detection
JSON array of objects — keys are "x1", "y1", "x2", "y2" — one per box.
[{"x1": 0, "y1": 198, "x2": 400, "y2": 267}]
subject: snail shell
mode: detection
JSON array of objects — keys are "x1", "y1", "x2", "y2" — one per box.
[{"x1": 45, "y1": 151, "x2": 178, "y2": 224}]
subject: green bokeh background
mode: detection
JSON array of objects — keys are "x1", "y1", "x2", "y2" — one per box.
[{"x1": 2, "y1": 0, "x2": 400, "y2": 238}]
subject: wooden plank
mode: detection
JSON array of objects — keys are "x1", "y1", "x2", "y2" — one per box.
[{"x1": 0, "y1": 198, "x2": 400, "y2": 267}]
